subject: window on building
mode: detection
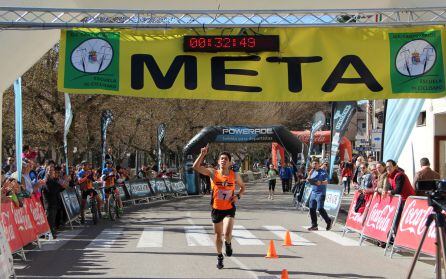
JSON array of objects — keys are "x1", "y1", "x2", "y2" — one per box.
[{"x1": 417, "y1": 111, "x2": 426, "y2": 127}]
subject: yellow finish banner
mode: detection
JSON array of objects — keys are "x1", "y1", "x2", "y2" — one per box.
[{"x1": 58, "y1": 27, "x2": 446, "y2": 102}]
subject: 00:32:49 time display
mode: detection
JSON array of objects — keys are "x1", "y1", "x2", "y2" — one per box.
[{"x1": 188, "y1": 37, "x2": 256, "y2": 49}]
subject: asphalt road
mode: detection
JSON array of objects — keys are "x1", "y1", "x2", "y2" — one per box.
[{"x1": 14, "y1": 181, "x2": 434, "y2": 279}]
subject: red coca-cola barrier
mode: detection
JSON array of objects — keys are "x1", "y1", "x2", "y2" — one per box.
[
  {"x1": 1, "y1": 198, "x2": 51, "y2": 254},
  {"x1": 344, "y1": 191, "x2": 373, "y2": 233},
  {"x1": 26, "y1": 197, "x2": 50, "y2": 236},
  {"x1": 1, "y1": 202, "x2": 24, "y2": 253},
  {"x1": 361, "y1": 194, "x2": 401, "y2": 243},
  {"x1": 393, "y1": 196, "x2": 436, "y2": 257},
  {"x1": 10, "y1": 200, "x2": 37, "y2": 247}
]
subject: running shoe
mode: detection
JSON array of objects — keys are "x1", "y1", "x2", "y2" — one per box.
[
  {"x1": 225, "y1": 241, "x2": 233, "y2": 257},
  {"x1": 307, "y1": 226, "x2": 318, "y2": 231},
  {"x1": 216, "y1": 254, "x2": 224, "y2": 269}
]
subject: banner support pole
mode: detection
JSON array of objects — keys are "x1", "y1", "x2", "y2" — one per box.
[{"x1": 381, "y1": 99, "x2": 388, "y2": 161}]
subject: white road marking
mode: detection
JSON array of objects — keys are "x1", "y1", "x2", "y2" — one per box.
[
  {"x1": 232, "y1": 225, "x2": 264, "y2": 246},
  {"x1": 137, "y1": 227, "x2": 164, "y2": 248},
  {"x1": 184, "y1": 226, "x2": 213, "y2": 246},
  {"x1": 37, "y1": 229, "x2": 83, "y2": 251},
  {"x1": 86, "y1": 228, "x2": 123, "y2": 249},
  {"x1": 229, "y1": 256, "x2": 268, "y2": 279},
  {"x1": 303, "y1": 226, "x2": 360, "y2": 246},
  {"x1": 263, "y1": 225, "x2": 316, "y2": 246}
]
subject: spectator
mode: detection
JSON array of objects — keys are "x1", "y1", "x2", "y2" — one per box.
[
  {"x1": 341, "y1": 161, "x2": 353, "y2": 195},
  {"x1": 386, "y1": 159, "x2": 415, "y2": 241},
  {"x1": 1, "y1": 176, "x2": 20, "y2": 207},
  {"x1": 352, "y1": 156, "x2": 365, "y2": 188},
  {"x1": 374, "y1": 162, "x2": 388, "y2": 196},
  {"x1": 2, "y1": 157, "x2": 16, "y2": 174},
  {"x1": 358, "y1": 163, "x2": 373, "y2": 193},
  {"x1": 386, "y1": 160, "x2": 415, "y2": 202},
  {"x1": 291, "y1": 160, "x2": 298, "y2": 184},
  {"x1": 279, "y1": 162, "x2": 293, "y2": 193},
  {"x1": 267, "y1": 164, "x2": 278, "y2": 200},
  {"x1": 104, "y1": 147, "x2": 114, "y2": 165},
  {"x1": 22, "y1": 145, "x2": 38, "y2": 162},
  {"x1": 116, "y1": 165, "x2": 130, "y2": 181},
  {"x1": 22, "y1": 160, "x2": 35, "y2": 196},
  {"x1": 10, "y1": 171, "x2": 28, "y2": 204},
  {"x1": 367, "y1": 155, "x2": 376, "y2": 163},
  {"x1": 43, "y1": 167, "x2": 68, "y2": 238},
  {"x1": 38, "y1": 160, "x2": 55, "y2": 180},
  {"x1": 321, "y1": 161, "x2": 329, "y2": 171},
  {"x1": 362, "y1": 162, "x2": 378, "y2": 198},
  {"x1": 413, "y1": 157, "x2": 440, "y2": 195},
  {"x1": 137, "y1": 165, "x2": 147, "y2": 179}
]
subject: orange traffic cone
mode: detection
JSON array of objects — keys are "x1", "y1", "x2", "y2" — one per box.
[
  {"x1": 281, "y1": 269, "x2": 289, "y2": 279},
  {"x1": 265, "y1": 240, "x2": 279, "y2": 258},
  {"x1": 282, "y1": 230, "x2": 293, "y2": 246}
]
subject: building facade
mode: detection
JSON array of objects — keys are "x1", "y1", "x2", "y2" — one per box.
[{"x1": 398, "y1": 97, "x2": 446, "y2": 183}]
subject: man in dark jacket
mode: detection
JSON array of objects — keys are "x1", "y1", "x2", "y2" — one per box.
[
  {"x1": 43, "y1": 167, "x2": 68, "y2": 238},
  {"x1": 413, "y1": 157, "x2": 440, "y2": 195}
]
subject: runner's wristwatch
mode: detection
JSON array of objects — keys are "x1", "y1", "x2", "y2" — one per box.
[{"x1": 236, "y1": 194, "x2": 241, "y2": 200}]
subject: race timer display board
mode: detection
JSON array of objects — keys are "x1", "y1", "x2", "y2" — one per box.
[{"x1": 183, "y1": 35, "x2": 279, "y2": 52}]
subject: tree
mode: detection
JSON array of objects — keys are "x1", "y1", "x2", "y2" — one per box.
[{"x1": 2, "y1": 47, "x2": 329, "y2": 167}]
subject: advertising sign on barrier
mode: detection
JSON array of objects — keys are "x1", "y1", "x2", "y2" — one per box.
[
  {"x1": 301, "y1": 183, "x2": 312, "y2": 207},
  {"x1": 26, "y1": 197, "x2": 50, "y2": 236},
  {"x1": 0, "y1": 224, "x2": 14, "y2": 278},
  {"x1": 129, "y1": 179, "x2": 153, "y2": 199},
  {"x1": 362, "y1": 194, "x2": 401, "y2": 243},
  {"x1": 300, "y1": 183, "x2": 343, "y2": 221},
  {"x1": 151, "y1": 179, "x2": 168, "y2": 194},
  {"x1": 1, "y1": 202, "x2": 23, "y2": 253},
  {"x1": 170, "y1": 179, "x2": 188, "y2": 194},
  {"x1": 393, "y1": 196, "x2": 436, "y2": 257},
  {"x1": 60, "y1": 188, "x2": 81, "y2": 221},
  {"x1": 163, "y1": 179, "x2": 173, "y2": 193},
  {"x1": 324, "y1": 184, "x2": 344, "y2": 219},
  {"x1": 11, "y1": 201, "x2": 37, "y2": 247},
  {"x1": 344, "y1": 191, "x2": 371, "y2": 233}
]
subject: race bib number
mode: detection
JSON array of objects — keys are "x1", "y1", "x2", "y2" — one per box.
[{"x1": 217, "y1": 189, "x2": 233, "y2": 201}]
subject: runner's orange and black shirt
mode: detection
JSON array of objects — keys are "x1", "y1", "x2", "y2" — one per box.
[{"x1": 211, "y1": 169, "x2": 236, "y2": 210}]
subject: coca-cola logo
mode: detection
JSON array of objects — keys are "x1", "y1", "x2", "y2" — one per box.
[
  {"x1": 399, "y1": 199, "x2": 435, "y2": 239},
  {"x1": 296, "y1": 134, "x2": 329, "y2": 144},
  {"x1": 29, "y1": 202, "x2": 45, "y2": 226},
  {"x1": 365, "y1": 203, "x2": 396, "y2": 232},
  {"x1": 13, "y1": 206, "x2": 34, "y2": 231}
]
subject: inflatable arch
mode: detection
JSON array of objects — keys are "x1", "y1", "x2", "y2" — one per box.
[
  {"x1": 272, "y1": 130, "x2": 352, "y2": 168},
  {"x1": 183, "y1": 125, "x2": 302, "y2": 194}
]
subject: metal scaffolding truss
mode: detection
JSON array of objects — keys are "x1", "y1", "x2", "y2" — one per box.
[{"x1": 0, "y1": 6, "x2": 446, "y2": 28}]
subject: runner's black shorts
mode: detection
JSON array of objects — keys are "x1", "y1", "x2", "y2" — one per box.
[
  {"x1": 211, "y1": 207, "x2": 236, "y2": 224},
  {"x1": 81, "y1": 189, "x2": 98, "y2": 200}
]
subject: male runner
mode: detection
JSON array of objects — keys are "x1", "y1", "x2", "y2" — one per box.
[{"x1": 193, "y1": 145, "x2": 246, "y2": 269}]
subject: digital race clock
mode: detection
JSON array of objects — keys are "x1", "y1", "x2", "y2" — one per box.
[{"x1": 183, "y1": 35, "x2": 279, "y2": 52}]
